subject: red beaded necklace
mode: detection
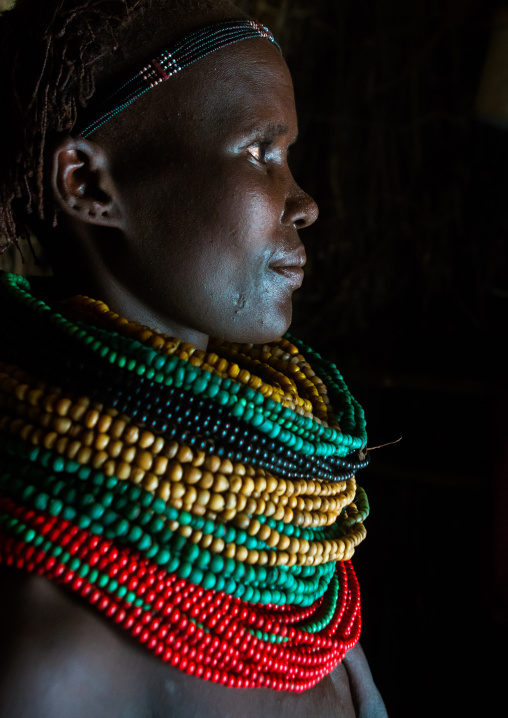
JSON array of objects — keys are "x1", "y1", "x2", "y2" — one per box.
[{"x1": 1, "y1": 495, "x2": 361, "y2": 691}]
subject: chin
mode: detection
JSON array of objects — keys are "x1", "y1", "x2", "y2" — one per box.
[
  {"x1": 221, "y1": 313, "x2": 292, "y2": 345},
  {"x1": 258, "y1": 306, "x2": 293, "y2": 343}
]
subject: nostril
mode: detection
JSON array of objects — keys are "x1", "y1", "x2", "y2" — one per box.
[
  {"x1": 283, "y1": 186, "x2": 319, "y2": 230},
  {"x1": 295, "y1": 194, "x2": 319, "y2": 229}
]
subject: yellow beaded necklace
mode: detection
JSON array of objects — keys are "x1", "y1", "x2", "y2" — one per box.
[
  {"x1": 0, "y1": 359, "x2": 366, "y2": 568},
  {"x1": 62, "y1": 295, "x2": 333, "y2": 421}
]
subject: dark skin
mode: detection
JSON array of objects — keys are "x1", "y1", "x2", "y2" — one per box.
[
  {"x1": 49, "y1": 38, "x2": 318, "y2": 349},
  {"x1": 0, "y1": 7, "x2": 388, "y2": 717}
]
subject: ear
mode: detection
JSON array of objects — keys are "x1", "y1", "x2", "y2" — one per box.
[{"x1": 51, "y1": 136, "x2": 124, "y2": 228}]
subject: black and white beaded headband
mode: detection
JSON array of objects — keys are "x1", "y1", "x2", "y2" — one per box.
[{"x1": 75, "y1": 19, "x2": 281, "y2": 138}]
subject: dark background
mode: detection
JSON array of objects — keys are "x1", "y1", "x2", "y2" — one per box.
[{"x1": 238, "y1": 1, "x2": 507, "y2": 715}]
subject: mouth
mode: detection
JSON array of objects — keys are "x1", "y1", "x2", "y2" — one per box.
[
  {"x1": 270, "y1": 265, "x2": 304, "y2": 288},
  {"x1": 269, "y1": 246, "x2": 306, "y2": 288}
]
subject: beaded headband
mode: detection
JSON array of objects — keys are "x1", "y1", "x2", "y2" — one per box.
[{"x1": 76, "y1": 19, "x2": 281, "y2": 138}]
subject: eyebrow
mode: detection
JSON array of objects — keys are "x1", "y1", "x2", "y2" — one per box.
[
  {"x1": 255, "y1": 122, "x2": 298, "y2": 146},
  {"x1": 235, "y1": 121, "x2": 296, "y2": 148},
  {"x1": 263, "y1": 122, "x2": 291, "y2": 138}
]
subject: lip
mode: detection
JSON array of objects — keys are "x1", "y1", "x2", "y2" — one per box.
[
  {"x1": 270, "y1": 265, "x2": 304, "y2": 287},
  {"x1": 269, "y1": 246, "x2": 307, "y2": 269},
  {"x1": 269, "y1": 246, "x2": 306, "y2": 288}
]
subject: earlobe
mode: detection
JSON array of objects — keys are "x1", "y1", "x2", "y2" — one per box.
[{"x1": 51, "y1": 136, "x2": 124, "y2": 228}]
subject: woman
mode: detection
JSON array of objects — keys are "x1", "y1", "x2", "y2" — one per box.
[{"x1": 0, "y1": 1, "x2": 387, "y2": 715}]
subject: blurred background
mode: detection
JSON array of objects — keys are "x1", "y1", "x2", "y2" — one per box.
[
  {"x1": 236, "y1": 0, "x2": 508, "y2": 715},
  {"x1": 1, "y1": 0, "x2": 507, "y2": 714}
]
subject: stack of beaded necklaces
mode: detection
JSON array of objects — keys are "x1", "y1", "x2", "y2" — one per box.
[{"x1": 0, "y1": 271, "x2": 370, "y2": 692}]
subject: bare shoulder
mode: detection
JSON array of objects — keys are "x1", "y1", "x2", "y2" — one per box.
[
  {"x1": 0, "y1": 568, "x2": 151, "y2": 718},
  {"x1": 339, "y1": 643, "x2": 389, "y2": 718},
  {"x1": 0, "y1": 569, "x2": 388, "y2": 718}
]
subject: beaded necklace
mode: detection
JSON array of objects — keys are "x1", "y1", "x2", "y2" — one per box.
[{"x1": 0, "y1": 271, "x2": 369, "y2": 691}]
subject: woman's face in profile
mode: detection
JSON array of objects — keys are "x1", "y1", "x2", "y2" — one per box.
[{"x1": 105, "y1": 38, "x2": 318, "y2": 346}]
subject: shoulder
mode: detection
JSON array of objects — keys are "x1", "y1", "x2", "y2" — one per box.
[
  {"x1": 0, "y1": 568, "x2": 150, "y2": 718},
  {"x1": 339, "y1": 643, "x2": 389, "y2": 718}
]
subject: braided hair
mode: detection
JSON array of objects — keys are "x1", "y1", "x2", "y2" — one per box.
[{"x1": 0, "y1": 0, "x2": 234, "y2": 254}]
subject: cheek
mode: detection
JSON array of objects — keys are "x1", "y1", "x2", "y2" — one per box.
[
  {"x1": 191, "y1": 190, "x2": 271, "y2": 268},
  {"x1": 122, "y1": 159, "x2": 283, "y2": 298}
]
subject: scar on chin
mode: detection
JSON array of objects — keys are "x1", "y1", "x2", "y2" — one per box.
[{"x1": 233, "y1": 294, "x2": 247, "y2": 312}]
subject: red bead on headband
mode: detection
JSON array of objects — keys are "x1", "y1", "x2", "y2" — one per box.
[{"x1": 76, "y1": 19, "x2": 281, "y2": 138}]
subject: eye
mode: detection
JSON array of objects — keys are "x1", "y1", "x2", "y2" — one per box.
[{"x1": 248, "y1": 141, "x2": 271, "y2": 165}]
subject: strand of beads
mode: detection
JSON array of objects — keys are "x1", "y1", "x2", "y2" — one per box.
[
  {"x1": 0, "y1": 415, "x2": 362, "y2": 539},
  {"x1": 210, "y1": 337, "x2": 334, "y2": 425},
  {"x1": 0, "y1": 493, "x2": 361, "y2": 691},
  {"x1": 0, "y1": 430, "x2": 367, "y2": 585},
  {"x1": 0, "y1": 273, "x2": 368, "y2": 458},
  {"x1": 0, "y1": 352, "x2": 369, "y2": 486},
  {"x1": 0, "y1": 334, "x2": 370, "y2": 485},
  {"x1": 62, "y1": 296, "x2": 317, "y2": 418},
  {"x1": 0, "y1": 358, "x2": 368, "y2": 500},
  {"x1": 0, "y1": 367, "x2": 366, "y2": 532},
  {"x1": 287, "y1": 334, "x2": 367, "y2": 439},
  {"x1": 0, "y1": 356, "x2": 334, "y2": 488},
  {"x1": 0, "y1": 465, "x2": 330, "y2": 605},
  {"x1": 0, "y1": 362, "x2": 359, "y2": 508},
  {"x1": 0, "y1": 315, "x2": 368, "y2": 484}
]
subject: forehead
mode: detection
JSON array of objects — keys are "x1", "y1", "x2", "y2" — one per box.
[
  {"x1": 208, "y1": 40, "x2": 296, "y2": 131},
  {"x1": 143, "y1": 39, "x2": 296, "y2": 143},
  {"x1": 203, "y1": 40, "x2": 294, "y2": 105}
]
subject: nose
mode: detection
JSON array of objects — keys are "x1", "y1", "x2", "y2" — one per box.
[{"x1": 281, "y1": 181, "x2": 319, "y2": 230}]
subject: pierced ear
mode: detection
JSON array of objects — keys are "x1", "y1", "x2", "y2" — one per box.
[{"x1": 51, "y1": 136, "x2": 124, "y2": 228}]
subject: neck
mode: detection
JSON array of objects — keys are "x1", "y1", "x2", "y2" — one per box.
[
  {"x1": 49, "y1": 225, "x2": 210, "y2": 350},
  {"x1": 86, "y1": 274, "x2": 210, "y2": 351}
]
